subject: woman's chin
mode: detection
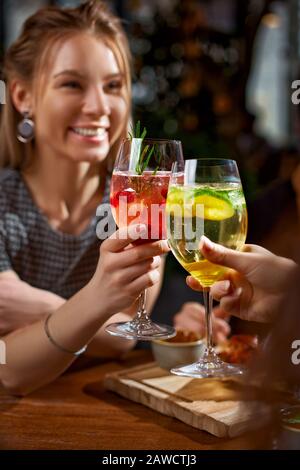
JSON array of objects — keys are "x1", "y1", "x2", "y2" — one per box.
[{"x1": 65, "y1": 145, "x2": 109, "y2": 164}]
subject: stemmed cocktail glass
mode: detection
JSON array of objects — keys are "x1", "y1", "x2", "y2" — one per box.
[
  {"x1": 166, "y1": 158, "x2": 248, "y2": 378},
  {"x1": 106, "y1": 138, "x2": 184, "y2": 340}
]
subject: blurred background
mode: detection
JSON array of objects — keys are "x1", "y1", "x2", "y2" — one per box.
[{"x1": 1, "y1": 0, "x2": 300, "y2": 335}]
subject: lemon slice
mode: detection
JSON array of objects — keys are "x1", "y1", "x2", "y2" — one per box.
[
  {"x1": 166, "y1": 203, "x2": 193, "y2": 218},
  {"x1": 193, "y1": 194, "x2": 234, "y2": 220},
  {"x1": 165, "y1": 188, "x2": 192, "y2": 217}
]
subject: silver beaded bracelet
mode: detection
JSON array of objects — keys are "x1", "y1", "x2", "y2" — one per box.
[{"x1": 44, "y1": 314, "x2": 87, "y2": 356}]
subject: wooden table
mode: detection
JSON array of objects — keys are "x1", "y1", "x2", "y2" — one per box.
[{"x1": 0, "y1": 351, "x2": 271, "y2": 450}]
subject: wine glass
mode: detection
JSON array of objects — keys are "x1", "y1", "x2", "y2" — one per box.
[
  {"x1": 166, "y1": 158, "x2": 248, "y2": 377},
  {"x1": 106, "y1": 137, "x2": 184, "y2": 340}
]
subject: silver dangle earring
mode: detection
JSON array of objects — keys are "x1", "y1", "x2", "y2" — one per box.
[{"x1": 17, "y1": 111, "x2": 35, "y2": 143}]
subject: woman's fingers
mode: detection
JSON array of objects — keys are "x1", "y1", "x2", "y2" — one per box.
[
  {"x1": 209, "y1": 280, "x2": 232, "y2": 300},
  {"x1": 120, "y1": 256, "x2": 161, "y2": 283},
  {"x1": 218, "y1": 293, "x2": 242, "y2": 317},
  {"x1": 101, "y1": 225, "x2": 170, "y2": 268},
  {"x1": 213, "y1": 317, "x2": 231, "y2": 343},
  {"x1": 174, "y1": 303, "x2": 205, "y2": 337},
  {"x1": 102, "y1": 224, "x2": 148, "y2": 252},
  {"x1": 115, "y1": 239, "x2": 169, "y2": 269},
  {"x1": 199, "y1": 236, "x2": 269, "y2": 276},
  {"x1": 186, "y1": 274, "x2": 238, "y2": 301},
  {"x1": 211, "y1": 271, "x2": 253, "y2": 319},
  {"x1": 186, "y1": 276, "x2": 203, "y2": 291},
  {"x1": 174, "y1": 302, "x2": 206, "y2": 333},
  {"x1": 173, "y1": 302, "x2": 231, "y2": 343},
  {"x1": 174, "y1": 314, "x2": 205, "y2": 336},
  {"x1": 212, "y1": 305, "x2": 230, "y2": 320},
  {"x1": 126, "y1": 269, "x2": 161, "y2": 295},
  {"x1": 186, "y1": 276, "x2": 242, "y2": 318}
]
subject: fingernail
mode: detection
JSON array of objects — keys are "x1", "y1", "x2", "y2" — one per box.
[
  {"x1": 152, "y1": 256, "x2": 161, "y2": 267},
  {"x1": 222, "y1": 280, "x2": 231, "y2": 293},
  {"x1": 161, "y1": 240, "x2": 170, "y2": 251},
  {"x1": 233, "y1": 287, "x2": 242, "y2": 297},
  {"x1": 149, "y1": 270, "x2": 160, "y2": 283}
]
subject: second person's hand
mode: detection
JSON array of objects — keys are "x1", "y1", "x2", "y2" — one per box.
[
  {"x1": 186, "y1": 236, "x2": 299, "y2": 324},
  {"x1": 173, "y1": 302, "x2": 230, "y2": 343}
]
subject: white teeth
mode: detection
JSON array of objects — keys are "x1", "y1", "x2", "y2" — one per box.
[{"x1": 72, "y1": 127, "x2": 106, "y2": 137}]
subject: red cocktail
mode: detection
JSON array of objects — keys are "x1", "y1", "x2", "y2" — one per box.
[{"x1": 110, "y1": 170, "x2": 170, "y2": 242}]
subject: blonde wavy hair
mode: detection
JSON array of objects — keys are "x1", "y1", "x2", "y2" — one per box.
[{"x1": 0, "y1": 0, "x2": 132, "y2": 171}]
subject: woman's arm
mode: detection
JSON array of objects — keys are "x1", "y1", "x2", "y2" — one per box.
[
  {"x1": 0, "y1": 271, "x2": 66, "y2": 334},
  {"x1": 0, "y1": 226, "x2": 169, "y2": 396},
  {"x1": 0, "y1": 282, "x2": 106, "y2": 395},
  {"x1": 0, "y1": 255, "x2": 166, "y2": 356}
]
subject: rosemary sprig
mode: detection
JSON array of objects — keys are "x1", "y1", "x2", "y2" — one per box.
[
  {"x1": 139, "y1": 145, "x2": 155, "y2": 174},
  {"x1": 152, "y1": 143, "x2": 163, "y2": 175},
  {"x1": 128, "y1": 121, "x2": 161, "y2": 175},
  {"x1": 128, "y1": 120, "x2": 147, "y2": 142}
]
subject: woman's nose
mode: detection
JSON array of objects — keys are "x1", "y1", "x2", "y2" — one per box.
[{"x1": 82, "y1": 87, "x2": 111, "y2": 117}]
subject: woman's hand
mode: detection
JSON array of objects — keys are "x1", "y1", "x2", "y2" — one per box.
[
  {"x1": 89, "y1": 224, "x2": 170, "y2": 316},
  {"x1": 186, "y1": 236, "x2": 299, "y2": 324},
  {"x1": 173, "y1": 302, "x2": 230, "y2": 343}
]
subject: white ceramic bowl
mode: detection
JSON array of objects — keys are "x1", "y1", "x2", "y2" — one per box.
[{"x1": 151, "y1": 336, "x2": 205, "y2": 370}]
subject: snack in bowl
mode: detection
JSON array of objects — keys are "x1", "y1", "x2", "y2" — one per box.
[
  {"x1": 217, "y1": 334, "x2": 259, "y2": 364},
  {"x1": 151, "y1": 329, "x2": 205, "y2": 370}
]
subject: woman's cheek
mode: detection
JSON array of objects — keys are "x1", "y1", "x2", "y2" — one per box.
[{"x1": 109, "y1": 97, "x2": 128, "y2": 143}]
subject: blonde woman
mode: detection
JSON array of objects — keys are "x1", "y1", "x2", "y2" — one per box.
[{"x1": 0, "y1": 1, "x2": 169, "y2": 395}]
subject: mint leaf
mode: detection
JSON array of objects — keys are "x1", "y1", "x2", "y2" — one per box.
[{"x1": 192, "y1": 188, "x2": 231, "y2": 203}]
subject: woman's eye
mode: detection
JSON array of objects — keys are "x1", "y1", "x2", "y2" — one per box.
[
  {"x1": 62, "y1": 81, "x2": 81, "y2": 89},
  {"x1": 106, "y1": 80, "x2": 122, "y2": 92}
]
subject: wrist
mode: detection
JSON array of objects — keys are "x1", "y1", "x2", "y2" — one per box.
[
  {"x1": 40, "y1": 294, "x2": 66, "y2": 314},
  {"x1": 82, "y1": 278, "x2": 114, "y2": 324}
]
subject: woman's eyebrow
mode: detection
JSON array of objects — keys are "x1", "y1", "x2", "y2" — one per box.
[
  {"x1": 53, "y1": 69, "x2": 85, "y2": 78},
  {"x1": 104, "y1": 72, "x2": 124, "y2": 79},
  {"x1": 53, "y1": 71, "x2": 124, "y2": 79}
]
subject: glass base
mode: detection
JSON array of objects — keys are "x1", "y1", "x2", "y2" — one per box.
[
  {"x1": 105, "y1": 320, "x2": 176, "y2": 341},
  {"x1": 171, "y1": 348, "x2": 245, "y2": 378}
]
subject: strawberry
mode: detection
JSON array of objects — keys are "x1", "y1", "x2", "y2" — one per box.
[{"x1": 110, "y1": 189, "x2": 135, "y2": 207}]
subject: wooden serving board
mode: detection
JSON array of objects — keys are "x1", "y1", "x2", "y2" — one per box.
[{"x1": 104, "y1": 361, "x2": 271, "y2": 438}]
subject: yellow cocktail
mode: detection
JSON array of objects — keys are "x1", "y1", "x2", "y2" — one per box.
[{"x1": 166, "y1": 183, "x2": 247, "y2": 287}]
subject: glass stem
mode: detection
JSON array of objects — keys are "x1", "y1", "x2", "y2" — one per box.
[
  {"x1": 136, "y1": 290, "x2": 149, "y2": 321},
  {"x1": 203, "y1": 288, "x2": 213, "y2": 353}
]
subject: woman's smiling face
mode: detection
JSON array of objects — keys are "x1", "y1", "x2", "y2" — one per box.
[{"x1": 34, "y1": 33, "x2": 128, "y2": 164}]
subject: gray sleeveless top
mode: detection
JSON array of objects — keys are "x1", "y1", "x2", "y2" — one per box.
[{"x1": 0, "y1": 169, "x2": 113, "y2": 299}]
